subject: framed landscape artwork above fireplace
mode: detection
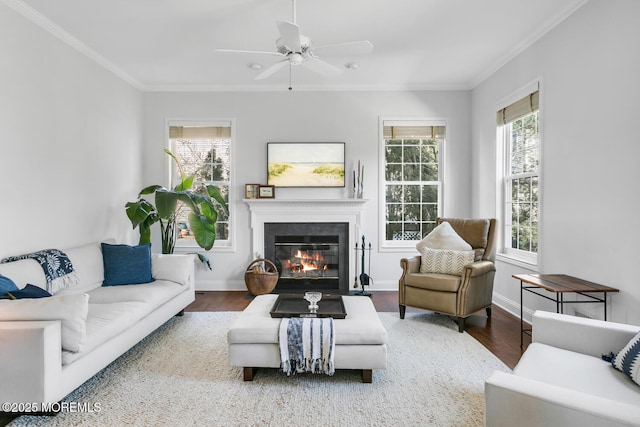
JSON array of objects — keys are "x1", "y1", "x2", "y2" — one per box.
[{"x1": 267, "y1": 142, "x2": 345, "y2": 187}]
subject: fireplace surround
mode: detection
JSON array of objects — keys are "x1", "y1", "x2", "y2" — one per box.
[{"x1": 245, "y1": 199, "x2": 367, "y2": 294}]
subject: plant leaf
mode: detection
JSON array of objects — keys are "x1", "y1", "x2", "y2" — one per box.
[
  {"x1": 196, "y1": 253, "x2": 212, "y2": 270},
  {"x1": 125, "y1": 199, "x2": 156, "y2": 229},
  {"x1": 189, "y1": 212, "x2": 216, "y2": 250},
  {"x1": 138, "y1": 184, "x2": 165, "y2": 196},
  {"x1": 155, "y1": 190, "x2": 178, "y2": 219},
  {"x1": 206, "y1": 185, "x2": 229, "y2": 214},
  {"x1": 174, "y1": 175, "x2": 194, "y2": 192},
  {"x1": 176, "y1": 191, "x2": 198, "y2": 213}
]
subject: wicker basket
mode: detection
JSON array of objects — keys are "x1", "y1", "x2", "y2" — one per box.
[{"x1": 244, "y1": 258, "x2": 279, "y2": 296}]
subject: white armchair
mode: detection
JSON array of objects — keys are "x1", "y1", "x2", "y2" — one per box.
[{"x1": 485, "y1": 311, "x2": 640, "y2": 427}]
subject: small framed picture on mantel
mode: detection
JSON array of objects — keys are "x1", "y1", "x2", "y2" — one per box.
[
  {"x1": 245, "y1": 184, "x2": 260, "y2": 199},
  {"x1": 258, "y1": 185, "x2": 275, "y2": 199}
]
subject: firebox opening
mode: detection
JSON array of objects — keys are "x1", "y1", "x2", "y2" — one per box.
[{"x1": 264, "y1": 222, "x2": 349, "y2": 294}]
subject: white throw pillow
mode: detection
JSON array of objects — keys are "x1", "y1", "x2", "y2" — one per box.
[
  {"x1": 420, "y1": 247, "x2": 475, "y2": 276},
  {"x1": 0, "y1": 294, "x2": 89, "y2": 352},
  {"x1": 416, "y1": 222, "x2": 472, "y2": 252},
  {"x1": 151, "y1": 254, "x2": 194, "y2": 286}
]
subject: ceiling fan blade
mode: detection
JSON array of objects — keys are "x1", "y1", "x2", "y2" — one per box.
[
  {"x1": 276, "y1": 21, "x2": 302, "y2": 52},
  {"x1": 303, "y1": 56, "x2": 343, "y2": 77},
  {"x1": 311, "y1": 40, "x2": 374, "y2": 56},
  {"x1": 255, "y1": 59, "x2": 289, "y2": 80},
  {"x1": 215, "y1": 48, "x2": 284, "y2": 57}
]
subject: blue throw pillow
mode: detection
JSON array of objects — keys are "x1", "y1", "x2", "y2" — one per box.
[
  {"x1": 0, "y1": 273, "x2": 19, "y2": 294},
  {"x1": 611, "y1": 331, "x2": 640, "y2": 387},
  {"x1": 5, "y1": 284, "x2": 52, "y2": 299},
  {"x1": 101, "y1": 243, "x2": 154, "y2": 286}
]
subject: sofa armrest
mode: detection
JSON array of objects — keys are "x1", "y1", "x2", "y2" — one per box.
[
  {"x1": 532, "y1": 311, "x2": 639, "y2": 358},
  {"x1": 0, "y1": 321, "x2": 62, "y2": 408},
  {"x1": 485, "y1": 371, "x2": 640, "y2": 427}
]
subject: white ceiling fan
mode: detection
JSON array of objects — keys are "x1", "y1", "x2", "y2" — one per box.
[{"x1": 215, "y1": 0, "x2": 373, "y2": 83}]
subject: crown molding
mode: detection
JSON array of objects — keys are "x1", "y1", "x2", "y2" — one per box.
[
  {"x1": 2, "y1": 0, "x2": 143, "y2": 90},
  {"x1": 470, "y1": 0, "x2": 589, "y2": 89}
]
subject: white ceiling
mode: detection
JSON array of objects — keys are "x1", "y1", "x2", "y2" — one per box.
[{"x1": 10, "y1": 0, "x2": 588, "y2": 91}]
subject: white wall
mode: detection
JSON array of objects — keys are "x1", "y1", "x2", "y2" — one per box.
[
  {"x1": 142, "y1": 90, "x2": 472, "y2": 290},
  {"x1": 471, "y1": 0, "x2": 640, "y2": 324},
  {"x1": 0, "y1": 4, "x2": 143, "y2": 258}
]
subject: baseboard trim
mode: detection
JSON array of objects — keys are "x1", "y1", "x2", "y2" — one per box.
[{"x1": 492, "y1": 292, "x2": 533, "y2": 325}]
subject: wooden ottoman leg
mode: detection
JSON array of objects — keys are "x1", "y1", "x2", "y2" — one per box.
[
  {"x1": 243, "y1": 367, "x2": 256, "y2": 381},
  {"x1": 361, "y1": 369, "x2": 372, "y2": 383}
]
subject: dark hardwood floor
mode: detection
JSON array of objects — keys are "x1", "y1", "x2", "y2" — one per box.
[{"x1": 187, "y1": 290, "x2": 531, "y2": 369}]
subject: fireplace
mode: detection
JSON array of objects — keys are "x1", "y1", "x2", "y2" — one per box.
[
  {"x1": 264, "y1": 222, "x2": 349, "y2": 293},
  {"x1": 245, "y1": 198, "x2": 367, "y2": 295}
]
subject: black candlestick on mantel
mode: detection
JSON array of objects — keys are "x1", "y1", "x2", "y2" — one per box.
[{"x1": 353, "y1": 235, "x2": 372, "y2": 297}]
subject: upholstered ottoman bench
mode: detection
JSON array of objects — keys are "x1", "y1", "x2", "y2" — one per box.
[{"x1": 227, "y1": 294, "x2": 387, "y2": 383}]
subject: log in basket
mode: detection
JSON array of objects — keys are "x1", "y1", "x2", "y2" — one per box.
[{"x1": 244, "y1": 258, "x2": 279, "y2": 296}]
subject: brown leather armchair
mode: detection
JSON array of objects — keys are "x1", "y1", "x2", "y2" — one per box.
[{"x1": 399, "y1": 218, "x2": 497, "y2": 332}]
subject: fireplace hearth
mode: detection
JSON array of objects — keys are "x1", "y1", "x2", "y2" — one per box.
[{"x1": 264, "y1": 222, "x2": 349, "y2": 294}]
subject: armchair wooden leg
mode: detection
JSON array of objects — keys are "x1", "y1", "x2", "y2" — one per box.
[
  {"x1": 399, "y1": 305, "x2": 406, "y2": 319},
  {"x1": 457, "y1": 317, "x2": 465, "y2": 333},
  {"x1": 486, "y1": 306, "x2": 492, "y2": 318}
]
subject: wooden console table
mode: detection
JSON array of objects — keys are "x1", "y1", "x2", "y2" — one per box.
[{"x1": 513, "y1": 273, "x2": 619, "y2": 347}]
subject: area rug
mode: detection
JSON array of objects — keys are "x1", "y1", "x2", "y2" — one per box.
[{"x1": 9, "y1": 312, "x2": 510, "y2": 427}]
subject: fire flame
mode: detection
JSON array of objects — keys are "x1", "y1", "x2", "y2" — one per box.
[{"x1": 293, "y1": 250, "x2": 325, "y2": 272}]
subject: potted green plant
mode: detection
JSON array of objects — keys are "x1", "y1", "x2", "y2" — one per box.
[{"x1": 125, "y1": 149, "x2": 229, "y2": 264}]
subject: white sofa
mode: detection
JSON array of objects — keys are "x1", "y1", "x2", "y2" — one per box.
[
  {"x1": 485, "y1": 311, "x2": 640, "y2": 427},
  {"x1": 0, "y1": 241, "x2": 195, "y2": 412}
]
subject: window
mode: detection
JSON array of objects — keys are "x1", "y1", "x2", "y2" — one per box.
[
  {"x1": 380, "y1": 118, "x2": 445, "y2": 249},
  {"x1": 497, "y1": 89, "x2": 540, "y2": 263},
  {"x1": 168, "y1": 121, "x2": 234, "y2": 250}
]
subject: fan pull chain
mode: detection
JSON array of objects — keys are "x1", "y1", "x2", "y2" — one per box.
[{"x1": 288, "y1": 63, "x2": 293, "y2": 91}]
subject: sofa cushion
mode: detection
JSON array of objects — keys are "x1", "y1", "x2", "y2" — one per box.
[
  {"x1": 101, "y1": 243, "x2": 154, "y2": 286},
  {"x1": 612, "y1": 331, "x2": 640, "y2": 387},
  {"x1": 62, "y1": 242, "x2": 105, "y2": 293},
  {"x1": 0, "y1": 294, "x2": 89, "y2": 352},
  {"x1": 416, "y1": 221, "x2": 472, "y2": 252},
  {"x1": 0, "y1": 274, "x2": 19, "y2": 294},
  {"x1": 228, "y1": 295, "x2": 387, "y2": 346},
  {"x1": 515, "y1": 342, "x2": 640, "y2": 406},
  {"x1": 419, "y1": 247, "x2": 475, "y2": 276},
  {"x1": 61, "y1": 301, "x2": 150, "y2": 365},
  {"x1": 87, "y1": 280, "x2": 187, "y2": 311},
  {"x1": 404, "y1": 272, "x2": 461, "y2": 292},
  {"x1": 5, "y1": 284, "x2": 51, "y2": 299},
  {"x1": 440, "y1": 218, "x2": 490, "y2": 249},
  {"x1": 151, "y1": 254, "x2": 194, "y2": 286}
]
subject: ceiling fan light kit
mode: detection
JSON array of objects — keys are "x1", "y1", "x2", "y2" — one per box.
[{"x1": 216, "y1": 0, "x2": 373, "y2": 88}]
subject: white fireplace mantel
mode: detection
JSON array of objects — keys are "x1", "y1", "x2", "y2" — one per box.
[{"x1": 244, "y1": 198, "x2": 368, "y2": 283}]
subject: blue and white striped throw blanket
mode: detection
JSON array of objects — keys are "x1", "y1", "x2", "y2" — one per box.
[
  {"x1": 279, "y1": 317, "x2": 335, "y2": 376},
  {"x1": 1, "y1": 249, "x2": 79, "y2": 294}
]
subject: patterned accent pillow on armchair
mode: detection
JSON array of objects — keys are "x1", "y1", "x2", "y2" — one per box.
[{"x1": 419, "y1": 247, "x2": 475, "y2": 276}]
